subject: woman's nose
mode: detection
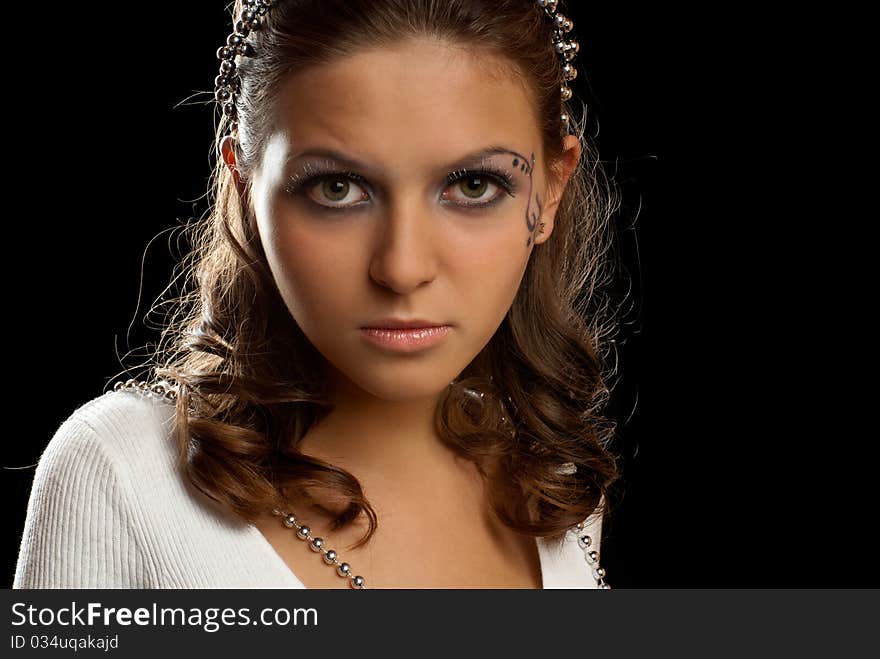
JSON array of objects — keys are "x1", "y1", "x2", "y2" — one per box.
[{"x1": 367, "y1": 200, "x2": 440, "y2": 293}]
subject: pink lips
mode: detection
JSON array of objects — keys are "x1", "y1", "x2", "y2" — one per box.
[{"x1": 359, "y1": 325, "x2": 452, "y2": 352}]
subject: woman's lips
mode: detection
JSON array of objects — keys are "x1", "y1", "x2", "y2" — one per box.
[{"x1": 358, "y1": 325, "x2": 452, "y2": 353}]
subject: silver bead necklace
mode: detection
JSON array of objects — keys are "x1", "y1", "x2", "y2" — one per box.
[{"x1": 114, "y1": 378, "x2": 611, "y2": 589}]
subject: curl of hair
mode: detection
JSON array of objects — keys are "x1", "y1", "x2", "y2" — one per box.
[{"x1": 144, "y1": 0, "x2": 625, "y2": 552}]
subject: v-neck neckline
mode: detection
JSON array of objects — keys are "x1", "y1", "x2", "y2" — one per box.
[{"x1": 245, "y1": 522, "x2": 553, "y2": 589}]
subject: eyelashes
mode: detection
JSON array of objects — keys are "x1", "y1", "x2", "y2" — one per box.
[{"x1": 283, "y1": 162, "x2": 519, "y2": 213}]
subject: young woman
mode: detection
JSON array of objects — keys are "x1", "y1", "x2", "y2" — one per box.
[{"x1": 14, "y1": 0, "x2": 622, "y2": 589}]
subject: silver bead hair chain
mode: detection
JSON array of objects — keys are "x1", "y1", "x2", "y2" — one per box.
[
  {"x1": 214, "y1": 0, "x2": 581, "y2": 136},
  {"x1": 114, "y1": 378, "x2": 611, "y2": 589}
]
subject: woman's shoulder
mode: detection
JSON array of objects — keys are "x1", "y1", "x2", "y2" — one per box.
[
  {"x1": 69, "y1": 379, "x2": 178, "y2": 434},
  {"x1": 44, "y1": 380, "x2": 179, "y2": 477},
  {"x1": 22, "y1": 381, "x2": 182, "y2": 522},
  {"x1": 13, "y1": 382, "x2": 179, "y2": 588}
]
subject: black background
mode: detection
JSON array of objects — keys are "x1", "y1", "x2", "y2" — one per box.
[{"x1": 3, "y1": 3, "x2": 871, "y2": 587}]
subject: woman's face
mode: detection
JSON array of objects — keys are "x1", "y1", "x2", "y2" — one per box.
[{"x1": 228, "y1": 39, "x2": 578, "y2": 403}]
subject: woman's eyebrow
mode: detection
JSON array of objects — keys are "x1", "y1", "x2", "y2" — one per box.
[{"x1": 286, "y1": 144, "x2": 530, "y2": 175}]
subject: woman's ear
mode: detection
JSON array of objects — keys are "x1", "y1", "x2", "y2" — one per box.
[
  {"x1": 532, "y1": 134, "x2": 582, "y2": 245},
  {"x1": 220, "y1": 135, "x2": 246, "y2": 196}
]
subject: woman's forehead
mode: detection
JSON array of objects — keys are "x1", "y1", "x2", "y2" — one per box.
[{"x1": 272, "y1": 41, "x2": 540, "y2": 146}]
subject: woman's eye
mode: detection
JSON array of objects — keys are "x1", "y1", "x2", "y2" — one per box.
[
  {"x1": 305, "y1": 176, "x2": 369, "y2": 208},
  {"x1": 289, "y1": 169, "x2": 513, "y2": 211},
  {"x1": 443, "y1": 174, "x2": 505, "y2": 207}
]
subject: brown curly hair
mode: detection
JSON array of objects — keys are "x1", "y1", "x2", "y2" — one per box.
[{"x1": 142, "y1": 0, "x2": 625, "y2": 552}]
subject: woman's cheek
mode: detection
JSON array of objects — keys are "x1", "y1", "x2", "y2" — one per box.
[
  {"x1": 259, "y1": 231, "x2": 323, "y2": 325},
  {"x1": 457, "y1": 235, "x2": 529, "y2": 332}
]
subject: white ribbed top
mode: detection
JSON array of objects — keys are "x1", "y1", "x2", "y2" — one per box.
[{"x1": 13, "y1": 387, "x2": 603, "y2": 589}]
